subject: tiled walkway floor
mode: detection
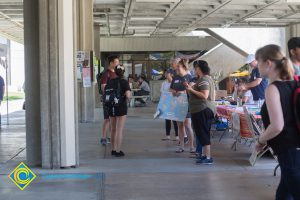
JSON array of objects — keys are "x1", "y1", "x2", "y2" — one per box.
[{"x1": 0, "y1": 104, "x2": 279, "y2": 200}]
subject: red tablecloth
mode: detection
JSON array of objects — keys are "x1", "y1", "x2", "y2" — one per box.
[{"x1": 216, "y1": 105, "x2": 261, "y2": 138}]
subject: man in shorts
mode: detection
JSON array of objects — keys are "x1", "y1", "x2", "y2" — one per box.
[{"x1": 100, "y1": 55, "x2": 119, "y2": 145}]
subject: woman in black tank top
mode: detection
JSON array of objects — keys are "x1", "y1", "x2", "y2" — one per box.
[{"x1": 255, "y1": 44, "x2": 300, "y2": 200}]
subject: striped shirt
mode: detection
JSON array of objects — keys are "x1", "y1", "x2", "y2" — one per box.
[{"x1": 188, "y1": 76, "x2": 216, "y2": 115}]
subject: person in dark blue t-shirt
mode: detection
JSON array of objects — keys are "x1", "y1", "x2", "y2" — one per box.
[
  {"x1": 240, "y1": 54, "x2": 268, "y2": 101},
  {"x1": 170, "y1": 59, "x2": 195, "y2": 154},
  {"x1": 170, "y1": 73, "x2": 192, "y2": 93}
]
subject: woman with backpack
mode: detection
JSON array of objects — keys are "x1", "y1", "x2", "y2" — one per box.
[
  {"x1": 255, "y1": 44, "x2": 300, "y2": 199},
  {"x1": 104, "y1": 65, "x2": 131, "y2": 157}
]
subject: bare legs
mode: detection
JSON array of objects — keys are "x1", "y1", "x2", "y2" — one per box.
[
  {"x1": 185, "y1": 118, "x2": 195, "y2": 151},
  {"x1": 110, "y1": 115, "x2": 127, "y2": 152},
  {"x1": 177, "y1": 118, "x2": 195, "y2": 151},
  {"x1": 177, "y1": 121, "x2": 185, "y2": 150},
  {"x1": 110, "y1": 117, "x2": 117, "y2": 150},
  {"x1": 203, "y1": 145, "x2": 211, "y2": 158},
  {"x1": 102, "y1": 119, "x2": 110, "y2": 140}
]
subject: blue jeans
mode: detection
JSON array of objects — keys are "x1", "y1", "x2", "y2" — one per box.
[
  {"x1": 276, "y1": 148, "x2": 300, "y2": 200},
  {"x1": 195, "y1": 136, "x2": 202, "y2": 154}
]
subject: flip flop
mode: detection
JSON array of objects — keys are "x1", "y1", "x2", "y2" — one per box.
[
  {"x1": 175, "y1": 148, "x2": 184, "y2": 153},
  {"x1": 190, "y1": 150, "x2": 196, "y2": 154}
]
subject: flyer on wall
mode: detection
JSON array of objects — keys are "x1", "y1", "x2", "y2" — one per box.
[{"x1": 82, "y1": 67, "x2": 92, "y2": 88}]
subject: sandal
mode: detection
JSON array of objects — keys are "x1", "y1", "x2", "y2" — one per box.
[
  {"x1": 176, "y1": 148, "x2": 184, "y2": 153},
  {"x1": 190, "y1": 149, "x2": 196, "y2": 154}
]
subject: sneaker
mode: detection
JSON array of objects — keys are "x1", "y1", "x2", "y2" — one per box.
[
  {"x1": 115, "y1": 151, "x2": 125, "y2": 157},
  {"x1": 106, "y1": 138, "x2": 111, "y2": 144},
  {"x1": 184, "y1": 137, "x2": 189, "y2": 144},
  {"x1": 195, "y1": 155, "x2": 207, "y2": 160},
  {"x1": 196, "y1": 157, "x2": 213, "y2": 165},
  {"x1": 162, "y1": 136, "x2": 171, "y2": 141},
  {"x1": 100, "y1": 138, "x2": 107, "y2": 146},
  {"x1": 111, "y1": 150, "x2": 117, "y2": 156},
  {"x1": 189, "y1": 153, "x2": 201, "y2": 158}
]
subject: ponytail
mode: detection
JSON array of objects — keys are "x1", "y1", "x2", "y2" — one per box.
[
  {"x1": 279, "y1": 57, "x2": 293, "y2": 80},
  {"x1": 178, "y1": 58, "x2": 189, "y2": 71},
  {"x1": 255, "y1": 44, "x2": 293, "y2": 80}
]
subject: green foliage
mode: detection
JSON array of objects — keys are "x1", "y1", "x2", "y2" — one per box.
[{"x1": 3, "y1": 92, "x2": 25, "y2": 102}]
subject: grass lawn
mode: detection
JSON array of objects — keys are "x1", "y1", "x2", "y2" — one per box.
[{"x1": 3, "y1": 91, "x2": 25, "y2": 101}]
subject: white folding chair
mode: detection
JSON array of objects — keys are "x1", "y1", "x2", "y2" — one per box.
[
  {"x1": 243, "y1": 106, "x2": 279, "y2": 168},
  {"x1": 231, "y1": 112, "x2": 240, "y2": 151}
]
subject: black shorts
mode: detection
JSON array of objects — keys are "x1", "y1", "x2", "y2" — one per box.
[
  {"x1": 191, "y1": 108, "x2": 214, "y2": 146},
  {"x1": 108, "y1": 104, "x2": 128, "y2": 117},
  {"x1": 103, "y1": 105, "x2": 109, "y2": 120}
]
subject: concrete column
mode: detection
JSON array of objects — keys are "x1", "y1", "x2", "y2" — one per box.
[
  {"x1": 94, "y1": 25, "x2": 100, "y2": 58},
  {"x1": 24, "y1": 0, "x2": 77, "y2": 168},
  {"x1": 24, "y1": 0, "x2": 42, "y2": 166},
  {"x1": 286, "y1": 24, "x2": 300, "y2": 54},
  {"x1": 75, "y1": 0, "x2": 95, "y2": 123},
  {"x1": 289, "y1": 24, "x2": 300, "y2": 37},
  {"x1": 57, "y1": 0, "x2": 77, "y2": 168}
]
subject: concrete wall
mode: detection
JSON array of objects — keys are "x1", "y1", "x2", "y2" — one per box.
[
  {"x1": 99, "y1": 36, "x2": 219, "y2": 52},
  {"x1": 193, "y1": 44, "x2": 245, "y2": 77},
  {"x1": 210, "y1": 28, "x2": 286, "y2": 54}
]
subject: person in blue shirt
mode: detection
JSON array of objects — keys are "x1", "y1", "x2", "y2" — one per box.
[
  {"x1": 240, "y1": 54, "x2": 268, "y2": 102},
  {"x1": 170, "y1": 59, "x2": 195, "y2": 153}
]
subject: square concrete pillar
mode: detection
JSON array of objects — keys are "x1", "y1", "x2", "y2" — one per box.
[
  {"x1": 24, "y1": 0, "x2": 78, "y2": 168},
  {"x1": 75, "y1": 0, "x2": 96, "y2": 123}
]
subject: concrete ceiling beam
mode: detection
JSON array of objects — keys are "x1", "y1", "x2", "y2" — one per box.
[
  {"x1": 151, "y1": 0, "x2": 187, "y2": 35},
  {"x1": 122, "y1": 0, "x2": 136, "y2": 35}
]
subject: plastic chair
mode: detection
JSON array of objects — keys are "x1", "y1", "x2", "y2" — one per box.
[{"x1": 243, "y1": 106, "x2": 279, "y2": 170}]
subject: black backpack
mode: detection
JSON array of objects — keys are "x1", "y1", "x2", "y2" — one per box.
[
  {"x1": 97, "y1": 70, "x2": 112, "y2": 95},
  {"x1": 103, "y1": 78, "x2": 123, "y2": 107},
  {"x1": 96, "y1": 72, "x2": 103, "y2": 95}
]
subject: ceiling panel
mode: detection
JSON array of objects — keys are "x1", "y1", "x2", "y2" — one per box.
[{"x1": 1, "y1": 0, "x2": 300, "y2": 42}]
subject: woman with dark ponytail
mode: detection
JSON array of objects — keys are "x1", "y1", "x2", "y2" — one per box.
[
  {"x1": 255, "y1": 44, "x2": 300, "y2": 199},
  {"x1": 107, "y1": 65, "x2": 131, "y2": 157}
]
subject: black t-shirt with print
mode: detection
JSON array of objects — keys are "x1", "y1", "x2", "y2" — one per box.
[{"x1": 170, "y1": 74, "x2": 193, "y2": 92}]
